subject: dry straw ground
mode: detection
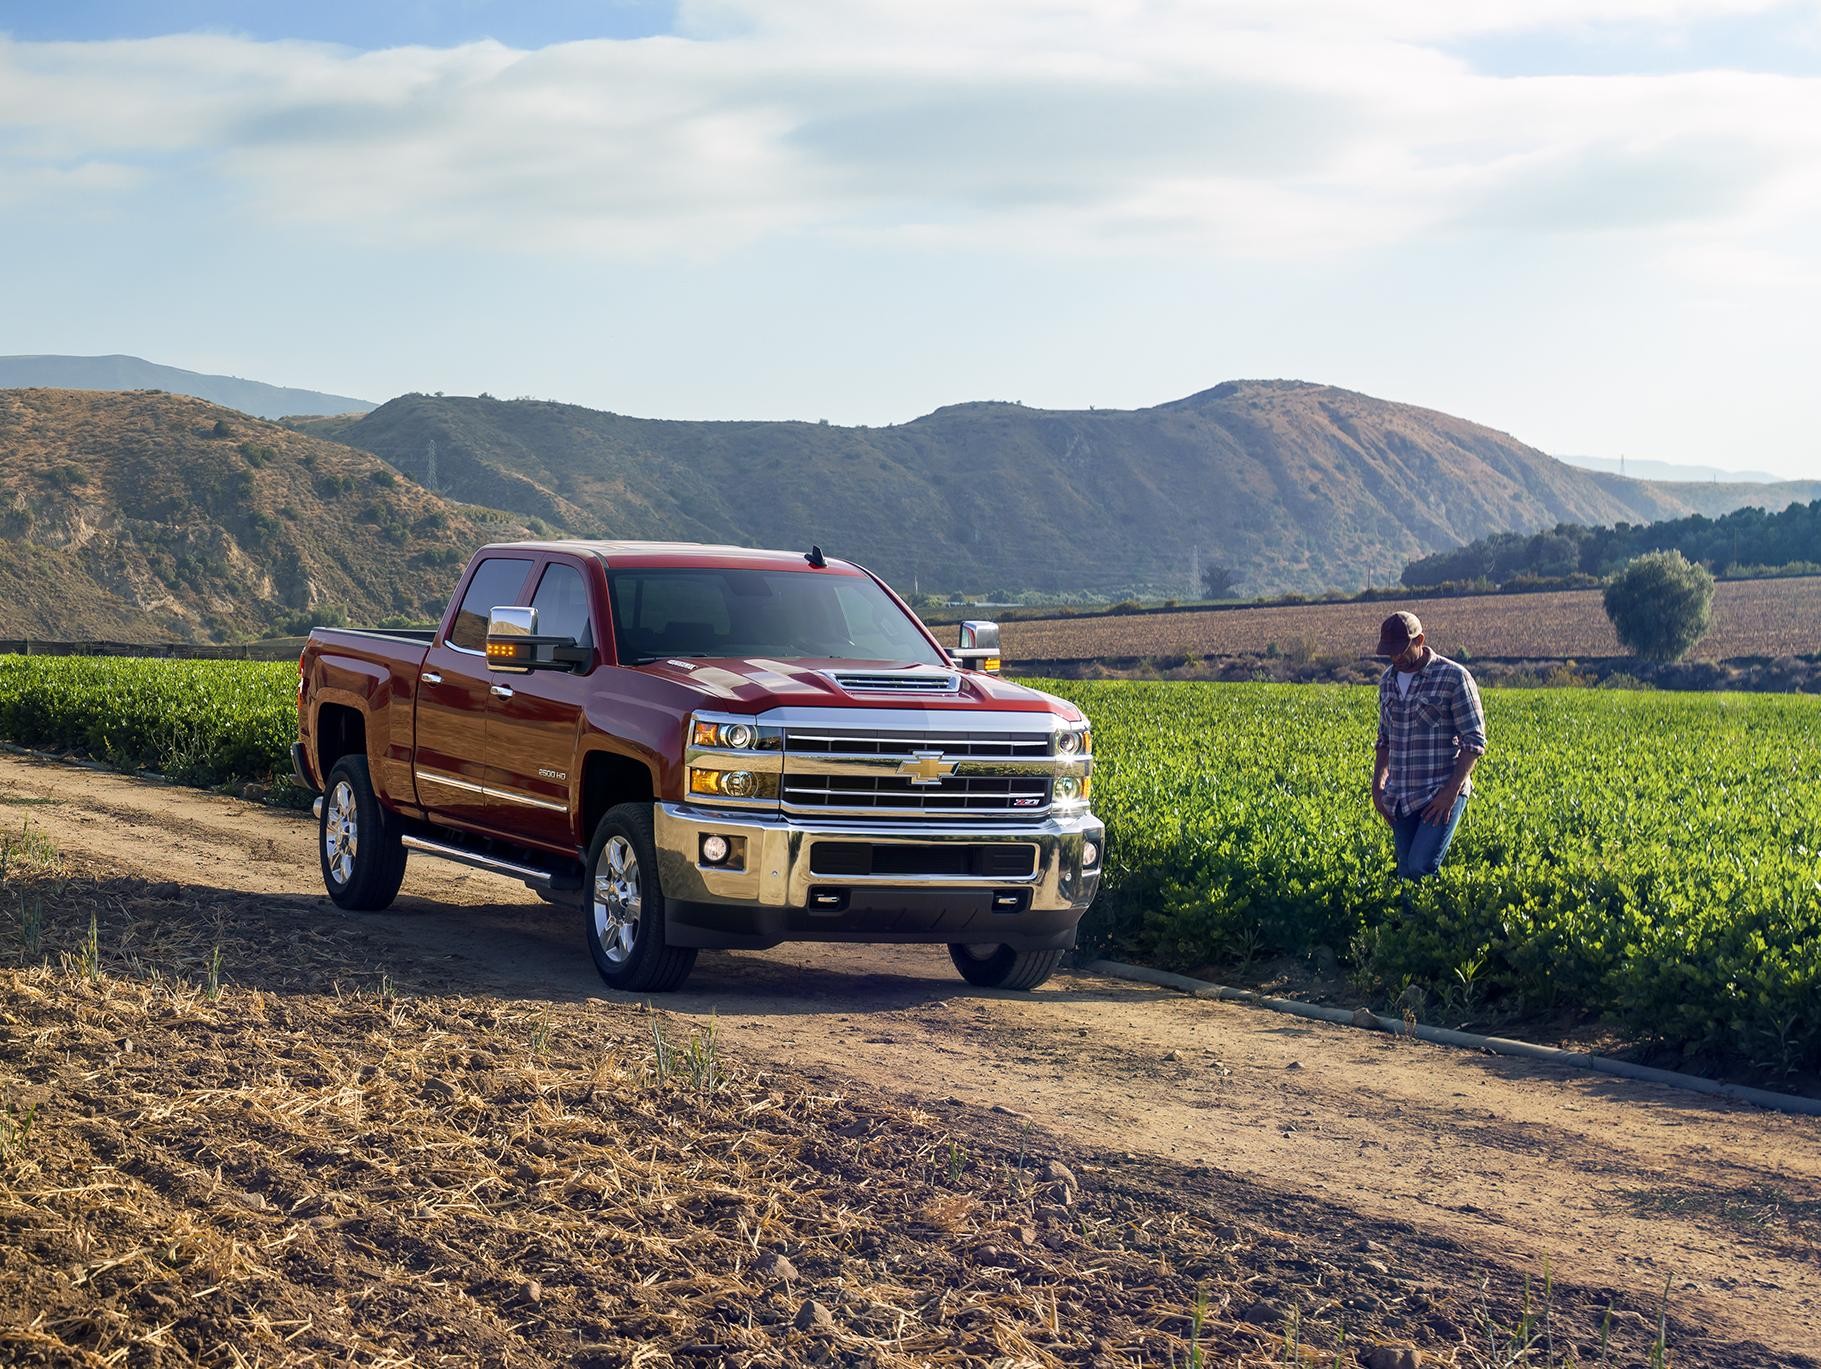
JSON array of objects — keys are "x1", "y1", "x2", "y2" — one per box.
[
  {"x1": 1000, "y1": 579, "x2": 1821, "y2": 667},
  {"x1": 0, "y1": 840, "x2": 1755, "y2": 1367}
]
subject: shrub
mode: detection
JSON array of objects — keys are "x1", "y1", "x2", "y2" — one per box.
[
  {"x1": 1602, "y1": 551, "x2": 1714, "y2": 661},
  {"x1": 262, "y1": 605, "x2": 348, "y2": 637}
]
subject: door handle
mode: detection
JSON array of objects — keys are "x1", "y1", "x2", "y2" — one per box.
[
  {"x1": 420, "y1": 671, "x2": 442, "y2": 686},
  {"x1": 490, "y1": 684, "x2": 514, "y2": 699}
]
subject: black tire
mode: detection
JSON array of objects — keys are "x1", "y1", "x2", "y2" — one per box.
[
  {"x1": 948, "y1": 943, "x2": 1064, "y2": 991},
  {"x1": 584, "y1": 803, "x2": 696, "y2": 993},
  {"x1": 319, "y1": 755, "x2": 408, "y2": 912}
]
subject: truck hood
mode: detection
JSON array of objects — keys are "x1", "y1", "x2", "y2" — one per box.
[{"x1": 635, "y1": 656, "x2": 1077, "y2": 718}]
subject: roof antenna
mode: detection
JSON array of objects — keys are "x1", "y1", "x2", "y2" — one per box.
[{"x1": 805, "y1": 544, "x2": 826, "y2": 568}]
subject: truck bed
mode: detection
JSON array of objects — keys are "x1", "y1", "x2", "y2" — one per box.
[{"x1": 297, "y1": 627, "x2": 436, "y2": 800}]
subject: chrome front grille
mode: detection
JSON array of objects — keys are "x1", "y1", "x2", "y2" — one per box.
[
  {"x1": 781, "y1": 727, "x2": 1055, "y2": 818},
  {"x1": 786, "y1": 730, "x2": 1050, "y2": 759}
]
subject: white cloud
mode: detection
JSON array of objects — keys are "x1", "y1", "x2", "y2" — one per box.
[{"x1": 0, "y1": 1, "x2": 1817, "y2": 264}]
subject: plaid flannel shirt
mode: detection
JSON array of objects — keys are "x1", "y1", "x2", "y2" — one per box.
[{"x1": 1376, "y1": 652, "x2": 1487, "y2": 817}]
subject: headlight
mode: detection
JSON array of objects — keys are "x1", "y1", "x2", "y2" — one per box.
[
  {"x1": 687, "y1": 713, "x2": 780, "y2": 805},
  {"x1": 1052, "y1": 771, "x2": 1092, "y2": 808},
  {"x1": 692, "y1": 717, "x2": 762, "y2": 749},
  {"x1": 1054, "y1": 724, "x2": 1091, "y2": 755},
  {"x1": 689, "y1": 766, "x2": 776, "y2": 800},
  {"x1": 690, "y1": 713, "x2": 781, "y2": 752}
]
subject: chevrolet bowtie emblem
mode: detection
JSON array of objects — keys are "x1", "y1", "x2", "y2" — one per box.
[{"x1": 900, "y1": 750, "x2": 957, "y2": 785}]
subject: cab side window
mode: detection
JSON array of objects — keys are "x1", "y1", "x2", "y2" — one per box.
[
  {"x1": 448, "y1": 557, "x2": 533, "y2": 652},
  {"x1": 530, "y1": 562, "x2": 594, "y2": 647}
]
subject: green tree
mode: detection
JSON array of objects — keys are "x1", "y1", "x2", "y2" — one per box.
[
  {"x1": 1602, "y1": 550, "x2": 1714, "y2": 661},
  {"x1": 1200, "y1": 563, "x2": 1241, "y2": 598}
]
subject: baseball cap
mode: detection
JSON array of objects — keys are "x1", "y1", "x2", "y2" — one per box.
[{"x1": 1375, "y1": 611, "x2": 1422, "y2": 657}]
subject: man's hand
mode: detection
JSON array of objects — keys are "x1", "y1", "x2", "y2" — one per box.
[
  {"x1": 1371, "y1": 785, "x2": 1395, "y2": 825},
  {"x1": 1420, "y1": 785, "x2": 1459, "y2": 826}
]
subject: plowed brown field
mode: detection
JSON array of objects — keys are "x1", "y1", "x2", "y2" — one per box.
[
  {"x1": 1002, "y1": 579, "x2": 1821, "y2": 664},
  {"x1": 2, "y1": 756, "x2": 1818, "y2": 1366}
]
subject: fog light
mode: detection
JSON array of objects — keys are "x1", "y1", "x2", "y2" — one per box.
[
  {"x1": 1055, "y1": 775, "x2": 1081, "y2": 801},
  {"x1": 720, "y1": 769, "x2": 757, "y2": 798},
  {"x1": 701, "y1": 834, "x2": 730, "y2": 865},
  {"x1": 1083, "y1": 839, "x2": 1101, "y2": 868}
]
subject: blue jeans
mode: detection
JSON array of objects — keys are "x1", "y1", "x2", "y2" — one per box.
[{"x1": 1391, "y1": 791, "x2": 1468, "y2": 880}]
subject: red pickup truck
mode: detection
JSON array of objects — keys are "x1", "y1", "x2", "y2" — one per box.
[{"x1": 294, "y1": 541, "x2": 1103, "y2": 992}]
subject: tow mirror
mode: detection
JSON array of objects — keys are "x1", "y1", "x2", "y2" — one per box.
[
  {"x1": 485, "y1": 606, "x2": 590, "y2": 672},
  {"x1": 950, "y1": 620, "x2": 1002, "y2": 673}
]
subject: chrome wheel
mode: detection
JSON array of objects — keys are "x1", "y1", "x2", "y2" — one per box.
[
  {"x1": 592, "y1": 835, "x2": 641, "y2": 964},
  {"x1": 324, "y1": 779, "x2": 358, "y2": 885}
]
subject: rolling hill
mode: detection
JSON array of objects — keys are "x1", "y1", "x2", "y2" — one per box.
[
  {"x1": 297, "y1": 380, "x2": 1821, "y2": 597},
  {"x1": 0, "y1": 389, "x2": 527, "y2": 641},
  {"x1": 0, "y1": 355, "x2": 374, "y2": 420}
]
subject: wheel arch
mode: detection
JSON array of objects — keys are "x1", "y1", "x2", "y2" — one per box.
[
  {"x1": 579, "y1": 747, "x2": 656, "y2": 842},
  {"x1": 313, "y1": 699, "x2": 368, "y2": 779}
]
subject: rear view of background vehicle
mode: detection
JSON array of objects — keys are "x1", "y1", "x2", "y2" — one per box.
[{"x1": 295, "y1": 541, "x2": 1104, "y2": 992}]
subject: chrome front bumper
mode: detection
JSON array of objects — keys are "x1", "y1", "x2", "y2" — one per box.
[{"x1": 652, "y1": 801, "x2": 1104, "y2": 950}]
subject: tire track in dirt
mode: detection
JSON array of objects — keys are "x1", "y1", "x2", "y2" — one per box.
[{"x1": 3, "y1": 754, "x2": 1817, "y2": 1360}]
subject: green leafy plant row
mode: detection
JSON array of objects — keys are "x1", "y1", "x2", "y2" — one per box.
[
  {"x1": 1037, "y1": 680, "x2": 1821, "y2": 1075},
  {"x1": 0, "y1": 655, "x2": 299, "y2": 791}
]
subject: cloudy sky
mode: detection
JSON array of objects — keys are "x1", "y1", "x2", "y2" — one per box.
[{"x1": 4, "y1": 0, "x2": 1820, "y2": 477}]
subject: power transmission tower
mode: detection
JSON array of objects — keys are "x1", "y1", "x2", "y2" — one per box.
[
  {"x1": 1190, "y1": 545, "x2": 1200, "y2": 598},
  {"x1": 425, "y1": 438, "x2": 438, "y2": 492}
]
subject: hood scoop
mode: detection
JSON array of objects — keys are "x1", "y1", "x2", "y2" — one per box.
[{"x1": 826, "y1": 668, "x2": 963, "y2": 695}]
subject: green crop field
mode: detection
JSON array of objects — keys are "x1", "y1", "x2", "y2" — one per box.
[
  {"x1": 1, "y1": 656, "x2": 1815, "y2": 1073},
  {"x1": 0, "y1": 656, "x2": 299, "y2": 792},
  {"x1": 1040, "y1": 679, "x2": 1821, "y2": 1075}
]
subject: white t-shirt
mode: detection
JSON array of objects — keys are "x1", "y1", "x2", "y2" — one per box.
[{"x1": 1395, "y1": 670, "x2": 1416, "y2": 698}]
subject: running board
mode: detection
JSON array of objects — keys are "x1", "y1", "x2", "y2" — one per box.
[{"x1": 400, "y1": 834, "x2": 556, "y2": 888}]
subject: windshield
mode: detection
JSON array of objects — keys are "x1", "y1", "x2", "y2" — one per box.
[{"x1": 608, "y1": 567, "x2": 945, "y2": 667}]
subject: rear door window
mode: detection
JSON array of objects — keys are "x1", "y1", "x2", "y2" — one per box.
[{"x1": 448, "y1": 557, "x2": 534, "y2": 652}]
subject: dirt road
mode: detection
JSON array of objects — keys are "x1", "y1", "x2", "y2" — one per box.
[{"x1": 4, "y1": 753, "x2": 1817, "y2": 1362}]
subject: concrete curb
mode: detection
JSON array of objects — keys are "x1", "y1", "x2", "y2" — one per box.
[{"x1": 1078, "y1": 958, "x2": 1821, "y2": 1118}]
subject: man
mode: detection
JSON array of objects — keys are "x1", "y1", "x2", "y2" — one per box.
[{"x1": 1371, "y1": 611, "x2": 1487, "y2": 880}]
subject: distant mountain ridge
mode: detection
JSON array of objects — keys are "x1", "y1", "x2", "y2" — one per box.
[
  {"x1": 0, "y1": 355, "x2": 373, "y2": 420},
  {"x1": 1557, "y1": 453, "x2": 1785, "y2": 484},
  {"x1": 296, "y1": 380, "x2": 1821, "y2": 597},
  {"x1": 7, "y1": 378, "x2": 1819, "y2": 642}
]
